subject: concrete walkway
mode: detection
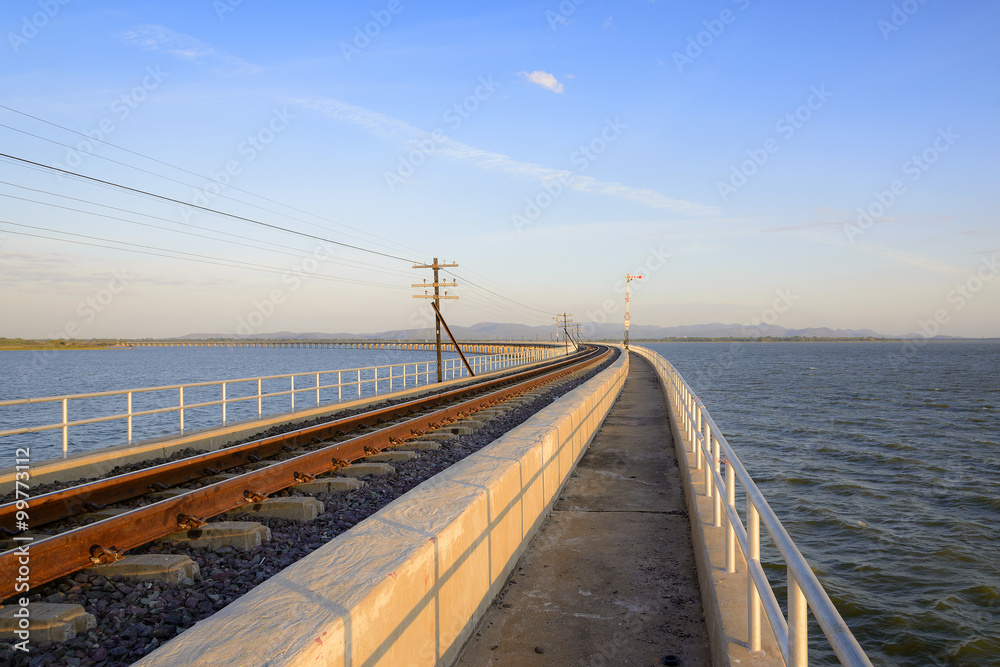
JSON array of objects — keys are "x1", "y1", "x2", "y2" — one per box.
[{"x1": 456, "y1": 353, "x2": 711, "y2": 666}]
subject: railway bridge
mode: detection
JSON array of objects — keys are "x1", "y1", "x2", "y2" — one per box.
[
  {"x1": 0, "y1": 345, "x2": 872, "y2": 666},
  {"x1": 122, "y1": 339, "x2": 554, "y2": 357}
]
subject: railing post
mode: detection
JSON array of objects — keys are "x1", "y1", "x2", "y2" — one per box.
[
  {"x1": 291, "y1": 375, "x2": 296, "y2": 411},
  {"x1": 726, "y1": 458, "x2": 737, "y2": 573},
  {"x1": 338, "y1": 371, "x2": 342, "y2": 402},
  {"x1": 748, "y1": 502, "x2": 762, "y2": 652},
  {"x1": 686, "y1": 390, "x2": 694, "y2": 452},
  {"x1": 788, "y1": 571, "x2": 808, "y2": 666},
  {"x1": 222, "y1": 382, "x2": 227, "y2": 424},
  {"x1": 316, "y1": 372, "x2": 320, "y2": 405},
  {"x1": 257, "y1": 379, "x2": 262, "y2": 416},
  {"x1": 374, "y1": 367, "x2": 379, "y2": 395},
  {"x1": 179, "y1": 386, "x2": 185, "y2": 432},
  {"x1": 127, "y1": 391, "x2": 133, "y2": 444},
  {"x1": 704, "y1": 418, "x2": 713, "y2": 499},
  {"x1": 712, "y1": 431, "x2": 722, "y2": 527},
  {"x1": 693, "y1": 402, "x2": 702, "y2": 470},
  {"x1": 62, "y1": 398, "x2": 69, "y2": 458}
]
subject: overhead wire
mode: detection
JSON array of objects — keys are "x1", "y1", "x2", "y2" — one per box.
[
  {"x1": 0, "y1": 182, "x2": 417, "y2": 280},
  {"x1": 0, "y1": 151, "x2": 416, "y2": 263},
  {"x1": 0, "y1": 221, "x2": 411, "y2": 290},
  {"x1": 0, "y1": 107, "x2": 561, "y2": 322},
  {"x1": 0, "y1": 105, "x2": 430, "y2": 261}
]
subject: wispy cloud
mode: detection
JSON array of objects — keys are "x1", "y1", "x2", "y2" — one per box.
[
  {"x1": 520, "y1": 70, "x2": 564, "y2": 94},
  {"x1": 0, "y1": 252, "x2": 120, "y2": 289},
  {"x1": 857, "y1": 243, "x2": 968, "y2": 276},
  {"x1": 121, "y1": 24, "x2": 260, "y2": 74},
  {"x1": 763, "y1": 219, "x2": 844, "y2": 233},
  {"x1": 757, "y1": 217, "x2": 971, "y2": 276},
  {"x1": 294, "y1": 97, "x2": 718, "y2": 216}
]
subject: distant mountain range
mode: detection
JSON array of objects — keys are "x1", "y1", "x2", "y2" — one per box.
[{"x1": 177, "y1": 322, "x2": 907, "y2": 341}]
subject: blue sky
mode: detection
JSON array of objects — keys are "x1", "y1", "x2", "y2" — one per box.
[{"x1": 1, "y1": 0, "x2": 998, "y2": 338}]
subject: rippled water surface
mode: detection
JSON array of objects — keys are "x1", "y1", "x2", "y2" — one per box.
[{"x1": 646, "y1": 341, "x2": 1000, "y2": 667}]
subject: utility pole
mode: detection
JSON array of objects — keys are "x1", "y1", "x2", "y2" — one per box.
[
  {"x1": 624, "y1": 274, "x2": 641, "y2": 349},
  {"x1": 413, "y1": 258, "x2": 458, "y2": 382},
  {"x1": 554, "y1": 313, "x2": 575, "y2": 353}
]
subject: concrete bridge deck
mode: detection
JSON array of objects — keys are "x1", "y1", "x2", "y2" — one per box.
[{"x1": 456, "y1": 352, "x2": 711, "y2": 665}]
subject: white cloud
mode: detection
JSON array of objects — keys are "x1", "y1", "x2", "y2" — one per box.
[
  {"x1": 520, "y1": 70, "x2": 564, "y2": 94},
  {"x1": 858, "y1": 243, "x2": 968, "y2": 276},
  {"x1": 294, "y1": 97, "x2": 718, "y2": 217},
  {"x1": 122, "y1": 25, "x2": 260, "y2": 74},
  {"x1": 603, "y1": 16, "x2": 614, "y2": 29}
]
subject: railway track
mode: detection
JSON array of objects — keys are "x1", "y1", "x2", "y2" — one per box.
[{"x1": 0, "y1": 344, "x2": 611, "y2": 603}]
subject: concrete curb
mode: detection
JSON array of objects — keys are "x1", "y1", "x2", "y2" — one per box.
[
  {"x1": 133, "y1": 348, "x2": 627, "y2": 666},
  {"x1": 632, "y1": 347, "x2": 782, "y2": 667},
  {"x1": 0, "y1": 353, "x2": 571, "y2": 495}
]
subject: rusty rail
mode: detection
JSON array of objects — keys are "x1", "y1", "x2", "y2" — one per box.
[{"x1": 0, "y1": 345, "x2": 611, "y2": 600}]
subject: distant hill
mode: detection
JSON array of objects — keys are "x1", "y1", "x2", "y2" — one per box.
[{"x1": 176, "y1": 322, "x2": 899, "y2": 341}]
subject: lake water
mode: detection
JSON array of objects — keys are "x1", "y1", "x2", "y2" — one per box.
[
  {"x1": 645, "y1": 341, "x2": 1000, "y2": 667},
  {"x1": 0, "y1": 346, "x2": 469, "y2": 463},
  {"x1": 2, "y1": 342, "x2": 997, "y2": 665}
]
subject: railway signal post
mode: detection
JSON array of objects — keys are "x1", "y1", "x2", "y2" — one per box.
[{"x1": 624, "y1": 274, "x2": 641, "y2": 349}]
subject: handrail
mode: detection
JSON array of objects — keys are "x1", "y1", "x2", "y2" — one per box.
[
  {"x1": 0, "y1": 346, "x2": 559, "y2": 457},
  {"x1": 631, "y1": 346, "x2": 872, "y2": 667}
]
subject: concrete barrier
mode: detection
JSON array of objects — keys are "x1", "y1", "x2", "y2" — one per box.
[
  {"x1": 134, "y1": 348, "x2": 627, "y2": 666},
  {"x1": 632, "y1": 346, "x2": 782, "y2": 667},
  {"x1": 0, "y1": 352, "x2": 572, "y2": 495}
]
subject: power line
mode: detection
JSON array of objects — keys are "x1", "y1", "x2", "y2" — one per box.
[
  {"x1": 0, "y1": 104, "x2": 429, "y2": 260},
  {"x1": 0, "y1": 151, "x2": 416, "y2": 263},
  {"x1": 0, "y1": 182, "x2": 416, "y2": 279},
  {"x1": 0, "y1": 108, "x2": 563, "y2": 323},
  {"x1": 0, "y1": 221, "x2": 410, "y2": 291},
  {"x1": 449, "y1": 266, "x2": 552, "y2": 313},
  {"x1": 443, "y1": 268, "x2": 552, "y2": 316}
]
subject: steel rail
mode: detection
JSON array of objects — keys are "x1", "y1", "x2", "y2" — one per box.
[
  {"x1": 0, "y1": 345, "x2": 596, "y2": 536},
  {"x1": 0, "y1": 345, "x2": 611, "y2": 601},
  {"x1": 0, "y1": 349, "x2": 551, "y2": 457}
]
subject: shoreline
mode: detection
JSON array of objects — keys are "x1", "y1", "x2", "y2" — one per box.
[{"x1": 4, "y1": 337, "x2": 999, "y2": 352}]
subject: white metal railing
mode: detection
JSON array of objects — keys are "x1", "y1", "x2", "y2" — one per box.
[
  {"x1": 632, "y1": 346, "x2": 872, "y2": 667},
  {"x1": 0, "y1": 348, "x2": 559, "y2": 458}
]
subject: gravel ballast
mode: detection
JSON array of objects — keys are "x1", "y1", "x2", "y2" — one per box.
[{"x1": 1, "y1": 349, "x2": 617, "y2": 667}]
